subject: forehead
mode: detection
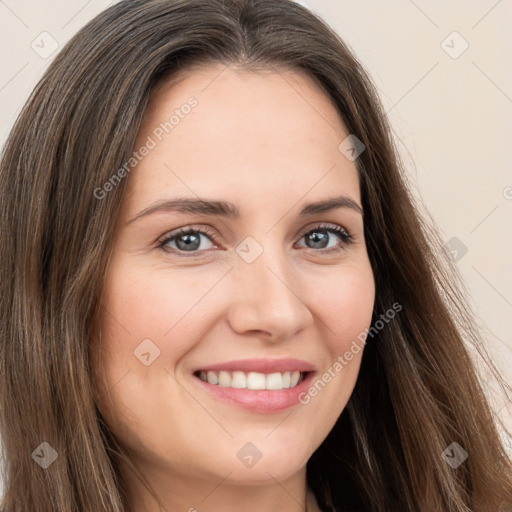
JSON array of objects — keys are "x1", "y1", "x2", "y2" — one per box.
[{"x1": 124, "y1": 63, "x2": 360, "y2": 218}]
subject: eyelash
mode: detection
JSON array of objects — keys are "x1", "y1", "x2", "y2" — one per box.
[{"x1": 156, "y1": 223, "x2": 353, "y2": 258}]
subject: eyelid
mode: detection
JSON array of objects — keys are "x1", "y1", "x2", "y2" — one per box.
[
  {"x1": 297, "y1": 222, "x2": 350, "y2": 239},
  {"x1": 295, "y1": 222, "x2": 353, "y2": 253},
  {"x1": 156, "y1": 224, "x2": 221, "y2": 250}
]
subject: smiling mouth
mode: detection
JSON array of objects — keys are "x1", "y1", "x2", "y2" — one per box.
[{"x1": 193, "y1": 370, "x2": 309, "y2": 391}]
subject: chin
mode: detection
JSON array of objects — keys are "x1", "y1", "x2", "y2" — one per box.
[{"x1": 209, "y1": 441, "x2": 310, "y2": 484}]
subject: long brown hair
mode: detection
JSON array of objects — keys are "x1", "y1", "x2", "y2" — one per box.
[{"x1": 1, "y1": 1, "x2": 511, "y2": 510}]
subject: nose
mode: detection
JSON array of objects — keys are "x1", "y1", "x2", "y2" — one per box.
[{"x1": 226, "y1": 243, "x2": 313, "y2": 341}]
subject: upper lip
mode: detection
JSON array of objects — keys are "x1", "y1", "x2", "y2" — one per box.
[{"x1": 195, "y1": 358, "x2": 316, "y2": 374}]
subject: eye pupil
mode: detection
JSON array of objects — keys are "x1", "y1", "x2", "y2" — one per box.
[
  {"x1": 306, "y1": 230, "x2": 329, "y2": 249},
  {"x1": 176, "y1": 232, "x2": 201, "y2": 251}
]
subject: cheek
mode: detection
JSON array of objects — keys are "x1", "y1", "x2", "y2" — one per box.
[
  {"x1": 288, "y1": 261, "x2": 374, "y2": 446},
  {"x1": 92, "y1": 258, "x2": 219, "y2": 451},
  {"x1": 99, "y1": 258, "x2": 228, "y2": 356},
  {"x1": 307, "y1": 261, "x2": 375, "y2": 355},
  {"x1": 92, "y1": 256, "x2": 232, "y2": 422}
]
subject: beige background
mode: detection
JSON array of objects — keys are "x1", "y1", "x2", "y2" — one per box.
[{"x1": 1, "y1": 0, "x2": 511, "y2": 487}]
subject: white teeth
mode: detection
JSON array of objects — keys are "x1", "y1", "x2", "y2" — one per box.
[
  {"x1": 218, "y1": 371, "x2": 230, "y2": 387},
  {"x1": 197, "y1": 370, "x2": 305, "y2": 390},
  {"x1": 231, "y1": 371, "x2": 246, "y2": 388},
  {"x1": 290, "y1": 371, "x2": 300, "y2": 387},
  {"x1": 206, "y1": 371, "x2": 219, "y2": 385},
  {"x1": 247, "y1": 372, "x2": 266, "y2": 390},
  {"x1": 266, "y1": 372, "x2": 283, "y2": 390}
]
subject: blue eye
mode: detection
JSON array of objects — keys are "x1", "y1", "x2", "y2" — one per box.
[
  {"x1": 157, "y1": 226, "x2": 219, "y2": 255},
  {"x1": 157, "y1": 223, "x2": 353, "y2": 257},
  {"x1": 296, "y1": 224, "x2": 353, "y2": 252}
]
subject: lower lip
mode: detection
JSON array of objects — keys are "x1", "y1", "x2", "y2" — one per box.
[{"x1": 192, "y1": 372, "x2": 316, "y2": 413}]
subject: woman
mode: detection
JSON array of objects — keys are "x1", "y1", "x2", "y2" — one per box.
[{"x1": 0, "y1": 0, "x2": 511, "y2": 511}]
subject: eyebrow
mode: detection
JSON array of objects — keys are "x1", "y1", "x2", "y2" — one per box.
[{"x1": 126, "y1": 195, "x2": 363, "y2": 225}]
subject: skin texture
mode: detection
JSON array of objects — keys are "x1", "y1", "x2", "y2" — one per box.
[{"x1": 92, "y1": 64, "x2": 376, "y2": 512}]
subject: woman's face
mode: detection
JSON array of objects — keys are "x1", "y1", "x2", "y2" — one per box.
[{"x1": 93, "y1": 63, "x2": 375, "y2": 495}]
